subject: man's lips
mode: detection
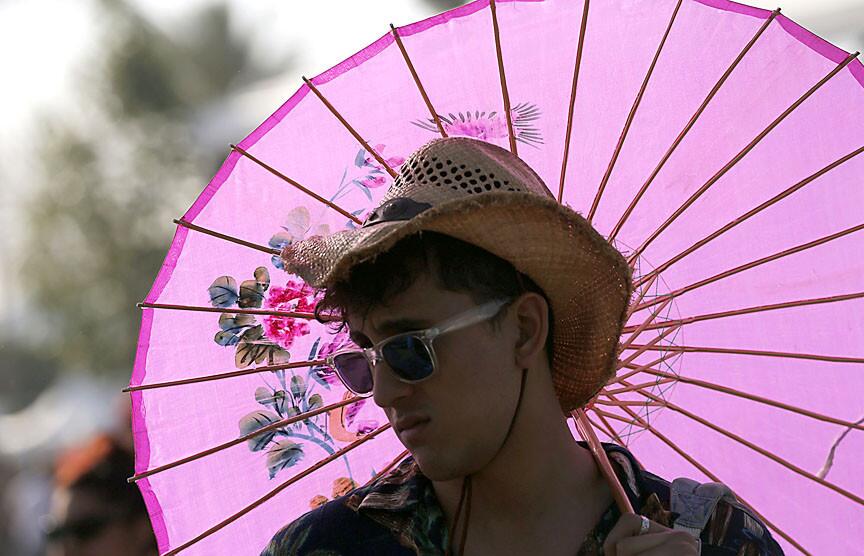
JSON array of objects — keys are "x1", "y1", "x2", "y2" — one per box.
[{"x1": 394, "y1": 415, "x2": 430, "y2": 434}]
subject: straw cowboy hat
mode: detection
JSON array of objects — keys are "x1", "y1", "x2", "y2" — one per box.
[{"x1": 279, "y1": 136, "x2": 633, "y2": 411}]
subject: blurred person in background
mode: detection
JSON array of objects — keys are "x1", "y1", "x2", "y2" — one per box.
[{"x1": 44, "y1": 433, "x2": 156, "y2": 556}]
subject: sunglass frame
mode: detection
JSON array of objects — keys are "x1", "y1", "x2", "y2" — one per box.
[{"x1": 324, "y1": 298, "x2": 514, "y2": 396}]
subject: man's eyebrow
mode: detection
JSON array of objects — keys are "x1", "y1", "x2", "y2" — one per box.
[{"x1": 349, "y1": 317, "x2": 433, "y2": 344}]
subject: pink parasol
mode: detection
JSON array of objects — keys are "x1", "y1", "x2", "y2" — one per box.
[{"x1": 127, "y1": 0, "x2": 864, "y2": 554}]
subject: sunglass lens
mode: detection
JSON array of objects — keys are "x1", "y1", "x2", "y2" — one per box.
[
  {"x1": 332, "y1": 352, "x2": 373, "y2": 394},
  {"x1": 381, "y1": 336, "x2": 433, "y2": 381}
]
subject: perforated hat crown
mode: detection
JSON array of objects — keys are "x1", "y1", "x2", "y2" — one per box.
[{"x1": 281, "y1": 136, "x2": 633, "y2": 411}]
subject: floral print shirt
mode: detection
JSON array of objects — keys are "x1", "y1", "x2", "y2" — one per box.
[{"x1": 261, "y1": 442, "x2": 784, "y2": 555}]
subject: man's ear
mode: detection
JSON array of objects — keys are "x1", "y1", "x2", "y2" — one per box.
[{"x1": 512, "y1": 292, "x2": 549, "y2": 368}]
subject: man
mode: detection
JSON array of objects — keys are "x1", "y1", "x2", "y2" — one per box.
[{"x1": 262, "y1": 137, "x2": 784, "y2": 555}]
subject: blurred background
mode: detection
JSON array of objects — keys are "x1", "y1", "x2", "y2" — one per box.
[{"x1": 0, "y1": 0, "x2": 861, "y2": 554}]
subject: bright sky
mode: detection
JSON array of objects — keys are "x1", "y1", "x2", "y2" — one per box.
[
  {"x1": 0, "y1": 0, "x2": 446, "y2": 141},
  {"x1": 1, "y1": 0, "x2": 861, "y2": 140}
]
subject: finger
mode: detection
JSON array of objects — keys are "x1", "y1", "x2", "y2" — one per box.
[
  {"x1": 603, "y1": 514, "x2": 669, "y2": 556},
  {"x1": 612, "y1": 532, "x2": 667, "y2": 555},
  {"x1": 616, "y1": 531, "x2": 700, "y2": 556}
]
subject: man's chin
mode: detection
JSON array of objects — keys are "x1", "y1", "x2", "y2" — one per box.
[{"x1": 410, "y1": 450, "x2": 467, "y2": 482}]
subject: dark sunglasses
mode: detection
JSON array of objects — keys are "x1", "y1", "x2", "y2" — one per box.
[{"x1": 324, "y1": 298, "x2": 513, "y2": 396}]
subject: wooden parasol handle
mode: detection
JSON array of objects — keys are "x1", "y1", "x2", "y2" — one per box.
[{"x1": 571, "y1": 408, "x2": 635, "y2": 515}]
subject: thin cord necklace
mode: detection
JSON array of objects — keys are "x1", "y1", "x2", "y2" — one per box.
[{"x1": 444, "y1": 367, "x2": 529, "y2": 556}]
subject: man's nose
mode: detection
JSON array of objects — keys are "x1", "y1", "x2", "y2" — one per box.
[{"x1": 371, "y1": 359, "x2": 413, "y2": 408}]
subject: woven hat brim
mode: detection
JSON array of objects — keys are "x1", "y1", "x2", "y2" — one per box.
[{"x1": 281, "y1": 192, "x2": 633, "y2": 411}]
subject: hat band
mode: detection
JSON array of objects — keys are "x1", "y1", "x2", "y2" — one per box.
[{"x1": 362, "y1": 197, "x2": 432, "y2": 228}]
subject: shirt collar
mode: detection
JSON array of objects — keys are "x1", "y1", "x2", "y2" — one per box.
[
  {"x1": 341, "y1": 442, "x2": 674, "y2": 554},
  {"x1": 346, "y1": 456, "x2": 428, "y2": 513},
  {"x1": 346, "y1": 441, "x2": 645, "y2": 515}
]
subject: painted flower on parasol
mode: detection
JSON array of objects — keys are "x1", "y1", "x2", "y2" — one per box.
[
  {"x1": 358, "y1": 143, "x2": 406, "y2": 189},
  {"x1": 411, "y1": 103, "x2": 544, "y2": 147},
  {"x1": 198, "y1": 205, "x2": 381, "y2": 488}
]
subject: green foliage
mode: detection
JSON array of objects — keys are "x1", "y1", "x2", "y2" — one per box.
[
  {"x1": 0, "y1": 342, "x2": 60, "y2": 413},
  {"x1": 17, "y1": 1, "x2": 289, "y2": 376},
  {"x1": 238, "y1": 409, "x2": 281, "y2": 451},
  {"x1": 100, "y1": 1, "x2": 262, "y2": 119},
  {"x1": 266, "y1": 439, "x2": 304, "y2": 479}
]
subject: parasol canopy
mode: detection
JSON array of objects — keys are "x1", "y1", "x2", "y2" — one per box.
[{"x1": 128, "y1": 0, "x2": 864, "y2": 553}]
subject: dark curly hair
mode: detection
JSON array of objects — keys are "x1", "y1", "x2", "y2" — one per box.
[{"x1": 313, "y1": 231, "x2": 554, "y2": 367}]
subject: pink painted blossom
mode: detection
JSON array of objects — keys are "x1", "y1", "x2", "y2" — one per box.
[
  {"x1": 315, "y1": 331, "x2": 357, "y2": 385},
  {"x1": 354, "y1": 420, "x2": 378, "y2": 435},
  {"x1": 344, "y1": 398, "x2": 365, "y2": 427},
  {"x1": 262, "y1": 280, "x2": 322, "y2": 350},
  {"x1": 445, "y1": 117, "x2": 508, "y2": 140},
  {"x1": 315, "y1": 368, "x2": 341, "y2": 386},
  {"x1": 363, "y1": 144, "x2": 405, "y2": 170},
  {"x1": 385, "y1": 155, "x2": 405, "y2": 168},
  {"x1": 319, "y1": 330, "x2": 355, "y2": 358},
  {"x1": 344, "y1": 399, "x2": 379, "y2": 436},
  {"x1": 360, "y1": 175, "x2": 387, "y2": 188}
]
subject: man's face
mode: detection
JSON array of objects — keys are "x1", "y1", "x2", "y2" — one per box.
[{"x1": 346, "y1": 272, "x2": 523, "y2": 481}]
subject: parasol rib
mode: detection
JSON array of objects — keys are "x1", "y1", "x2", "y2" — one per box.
[
  {"x1": 634, "y1": 144, "x2": 864, "y2": 289},
  {"x1": 621, "y1": 363, "x2": 864, "y2": 432},
  {"x1": 231, "y1": 145, "x2": 363, "y2": 225},
  {"x1": 557, "y1": 0, "x2": 590, "y2": 203},
  {"x1": 302, "y1": 76, "x2": 398, "y2": 178},
  {"x1": 622, "y1": 291, "x2": 864, "y2": 334},
  {"x1": 613, "y1": 354, "x2": 681, "y2": 384},
  {"x1": 123, "y1": 359, "x2": 327, "y2": 392},
  {"x1": 622, "y1": 343, "x2": 864, "y2": 365},
  {"x1": 174, "y1": 219, "x2": 279, "y2": 255},
  {"x1": 625, "y1": 272, "x2": 659, "y2": 322},
  {"x1": 597, "y1": 390, "x2": 665, "y2": 440},
  {"x1": 627, "y1": 382, "x2": 864, "y2": 507},
  {"x1": 390, "y1": 24, "x2": 447, "y2": 138},
  {"x1": 128, "y1": 395, "x2": 363, "y2": 483},
  {"x1": 619, "y1": 324, "x2": 680, "y2": 368},
  {"x1": 608, "y1": 8, "x2": 780, "y2": 240},
  {"x1": 138, "y1": 302, "x2": 321, "y2": 320},
  {"x1": 573, "y1": 408, "x2": 634, "y2": 514},
  {"x1": 593, "y1": 399, "x2": 665, "y2": 408},
  {"x1": 592, "y1": 403, "x2": 809, "y2": 554},
  {"x1": 363, "y1": 449, "x2": 410, "y2": 488},
  {"x1": 590, "y1": 408, "x2": 634, "y2": 425},
  {"x1": 586, "y1": 408, "x2": 627, "y2": 445},
  {"x1": 631, "y1": 222, "x2": 864, "y2": 313},
  {"x1": 587, "y1": 0, "x2": 683, "y2": 223},
  {"x1": 603, "y1": 378, "x2": 676, "y2": 396},
  {"x1": 620, "y1": 297, "x2": 673, "y2": 350},
  {"x1": 489, "y1": 0, "x2": 517, "y2": 155},
  {"x1": 585, "y1": 414, "x2": 619, "y2": 442},
  {"x1": 585, "y1": 410, "x2": 621, "y2": 443},
  {"x1": 161, "y1": 423, "x2": 392, "y2": 556},
  {"x1": 628, "y1": 51, "x2": 860, "y2": 263},
  {"x1": 615, "y1": 353, "x2": 680, "y2": 383}
]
